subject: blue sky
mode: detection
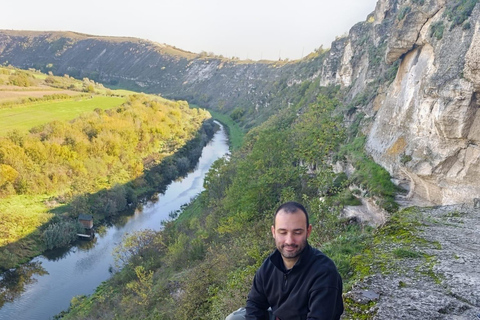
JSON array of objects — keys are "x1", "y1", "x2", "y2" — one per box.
[{"x1": 2, "y1": 0, "x2": 378, "y2": 60}]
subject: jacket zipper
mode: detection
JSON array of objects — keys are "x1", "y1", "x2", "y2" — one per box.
[{"x1": 283, "y1": 273, "x2": 288, "y2": 288}]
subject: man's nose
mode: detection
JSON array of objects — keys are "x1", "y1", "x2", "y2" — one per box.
[{"x1": 285, "y1": 233, "x2": 294, "y2": 244}]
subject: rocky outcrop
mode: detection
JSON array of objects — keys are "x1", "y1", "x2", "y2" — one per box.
[
  {"x1": 365, "y1": 0, "x2": 480, "y2": 205},
  {"x1": 346, "y1": 204, "x2": 480, "y2": 319},
  {"x1": 1, "y1": 0, "x2": 480, "y2": 205},
  {"x1": 385, "y1": 0, "x2": 445, "y2": 64}
]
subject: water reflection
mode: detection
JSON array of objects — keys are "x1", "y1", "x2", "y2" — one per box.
[
  {"x1": 42, "y1": 246, "x2": 74, "y2": 262},
  {"x1": 0, "y1": 262, "x2": 47, "y2": 308},
  {"x1": 76, "y1": 237, "x2": 98, "y2": 251},
  {"x1": 95, "y1": 225, "x2": 108, "y2": 238}
]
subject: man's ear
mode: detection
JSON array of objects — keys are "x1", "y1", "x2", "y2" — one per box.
[
  {"x1": 271, "y1": 225, "x2": 275, "y2": 238},
  {"x1": 306, "y1": 224, "x2": 312, "y2": 238}
]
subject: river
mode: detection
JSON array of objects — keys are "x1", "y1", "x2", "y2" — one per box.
[{"x1": 0, "y1": 122, "x2": 230, "y2": 320}]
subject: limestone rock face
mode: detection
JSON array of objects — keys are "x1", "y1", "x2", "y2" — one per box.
[
  {"x1": 385, "y1": 0, "x2": 445, "y2": 64},
  {"x1": 319, "y1": 0, "x2": 480, "y2": 205},
  {"x1": 464, "y1": 23, "x2": 480, "y2": 92},
  {"x1": 365, "y1": 1, "x2": 480, "y2": 204}
]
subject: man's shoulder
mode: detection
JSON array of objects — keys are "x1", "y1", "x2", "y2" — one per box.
[
  {"x1": 260, "y1": 250, "x2": 281, "y2": 270},
  {"x1": 307, "y1": 246, "x2": 340, "y2": 273},
  {"x1": 306, "y1": 246, "x2": 343, "y2": 290}
]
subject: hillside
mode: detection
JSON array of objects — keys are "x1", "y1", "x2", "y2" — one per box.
[
  {"x1": 2, "y1": 1, "x2": 480, "y2": 206},
  {"x1": 1, "y1": 0, "x2": 480, "y2": 319},
  {"x1": 0, "y1": 67, "x2": 215, "y2": 272}
]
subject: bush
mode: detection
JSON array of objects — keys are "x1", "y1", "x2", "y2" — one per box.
[
  {"x1": 8, "y1": 72, "x2": 34, "y2": 87},
  {"x1": 45, "y1": 76, "x2": 57, "y2": 84},
  {"x1": 230, "y1": 107, "x2": 245, "y2": 121},
  {"x1": 397, "y1": 6, "x2": 411, "y2": 21},
  {"x1": 430, "y1": 21, "x2": 445, "y2": 40},
  {"x1": 43, "y1": 220, "x2": 83, "y2": 250},
  {"x1": 445, "y1": 0, "x2": 478, "y2": 30},
  {"x1": 400, "y1": 154, "x2": 412, "y2": 165},
  {"x1": 113, "y1": 229, "x2": 161, "y2": 268}
]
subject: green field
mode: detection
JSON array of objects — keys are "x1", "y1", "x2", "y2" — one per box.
[{"x1": 0, "y1": 96, "x2": 125, "y2": 136}]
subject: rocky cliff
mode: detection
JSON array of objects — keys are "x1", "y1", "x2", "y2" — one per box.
[
  {"x1": 1, "y1": 0, "x2": 479, "y2": 206},
  {"x1": 365, "y1": 0, "x2": 480, "y2": 205}
]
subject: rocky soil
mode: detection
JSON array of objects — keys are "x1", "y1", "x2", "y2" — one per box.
[{"x1": 345, "y1": 203, "x2": 480, "y2": 319}]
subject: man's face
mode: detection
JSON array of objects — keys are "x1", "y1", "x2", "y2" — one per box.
[{"x1": 272, "y1": 209, "x2": 312, "y2": 265}]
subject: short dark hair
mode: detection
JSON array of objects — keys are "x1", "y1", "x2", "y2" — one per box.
[{"x1": 274, "y1": 201, "x2": 309, "y2": 227}]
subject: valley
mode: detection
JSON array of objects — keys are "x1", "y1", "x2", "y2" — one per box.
[{"x1": 1, "y1": 0, "x2": 480, "y2": 319}]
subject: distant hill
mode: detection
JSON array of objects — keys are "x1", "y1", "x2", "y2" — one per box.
[{"x1": 2, "y1": 0, "x2": 480, "y2": 206}]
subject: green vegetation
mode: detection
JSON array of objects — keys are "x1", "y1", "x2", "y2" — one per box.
[
  {"x1": 445, "y1": 0, "x2": 478, "y2": 30},
  {"x1": 342, "y1": 207, "x2": 440, "y2": 318},
  {"x1": 7, "y1": 70, "x2": 37, "y2": 87},
  {"x1": 428, "y1": 0, "x2": 478, "y2": 39},
  {"x1": 200, "y1": 108, "x2": 245, "y2": 151},
  {"x1": 43, "y1": 219, "x2": 84, "y2": 250},
  {"x1": 0, "y1": 194, "x2": 52, "y2": 264},
  {"x1": 0, "y1": 96, "x2": 125, "y2": 136},
  {"x1": 400, "y1": 153, "x2": 413, "y2": 165},
  {"x1": 397, "y1": 6, "x2": 411, "y2": 21},
  {"x1": 430, "y1": 21, "x2": 445, "y2": 40},
  {"x1": 0, "y1": 94, "x2": 84, "y2": 108},
  {"x1": 1, "y1": 22, "x2": 421, "y2": 318},
  {"x1": 56, "y1": 91, "x2": 402, "y2": 319},
  {"x1": 337, "y1": 136, "x2": 400, "y2": 212},
  {"x1": 0, "y1": 68, "x2": 214, "y2": 270}
]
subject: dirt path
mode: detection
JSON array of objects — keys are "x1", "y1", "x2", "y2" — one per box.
[{"x1": 0, "y1": 86, "x2": 81, "y2": 103}]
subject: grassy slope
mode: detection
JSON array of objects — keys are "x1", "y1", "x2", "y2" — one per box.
[
  {"x1": 201, "y1": 108, "x2": 244, "y2": 150},
  {"x1": 0, "y1": 194, "x2": 52, "y2": 247},
  {"x1": 0, "y1": 96, "x2": 125, "y2": 136},
  {"x1": 0, "y1": 67, "x2": 214, "y2": 271}
]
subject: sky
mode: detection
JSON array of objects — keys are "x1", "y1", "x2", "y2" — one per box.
[{"x1": 2, "y1": 0, "x2": 378, "y2": 61}]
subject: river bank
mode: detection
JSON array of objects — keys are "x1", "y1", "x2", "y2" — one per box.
[
  {"x1": 0, "y1": 118, "x2": 217, "y2": 272},
  {"x1": 0, "y1": 123, "x2": 230, "y2": 320}
]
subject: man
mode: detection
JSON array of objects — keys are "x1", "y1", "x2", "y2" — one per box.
[{"x1": 227, "y1": 201, "x2": 343, "y2": 320}]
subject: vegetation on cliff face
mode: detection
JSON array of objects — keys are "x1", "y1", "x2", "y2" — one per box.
[{"x1": 0, "y1": 68, "x2": 214, "y2": 270}]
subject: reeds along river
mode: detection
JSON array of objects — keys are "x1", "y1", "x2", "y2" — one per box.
[{"x1": 0, "y1": 122, "x2": 230, "y2": 320}]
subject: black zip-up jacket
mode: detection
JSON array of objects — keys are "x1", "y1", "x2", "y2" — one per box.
[{"x1": 245, "y1": 244, "x2": 344, "y2": 320}]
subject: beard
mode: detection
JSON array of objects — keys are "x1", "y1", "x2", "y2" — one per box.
[{"x1": 277, "y1": 238, "x2": 307, "y2": 260}]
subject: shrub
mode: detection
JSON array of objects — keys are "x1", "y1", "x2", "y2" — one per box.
[
  {"x1": 400, "y1": 154, "x2": 412, "y2": 165},
  {"x1": 43, "y1": 220, "x2": 83, "y2": 250},
  {"x1": 430, "y1": 21, "x2": 445, "y2": 40},
  {"x1": 445, "y1": 0, "x2": 478, "y2": 30},
  {"x1": 230, "y1": 107, "x2": 245, "y2": 121},
  {"x1": 45, "y1": 76, "x2": 57, "y2": 84},
  {"x1": 397, "y1": 6, "x2": 411, "y2": 21},
  {"x1": 8, "y1": 72, "x2": 34, "y2": 87},
  {"x1": 113, "y1": 229, "x2": 161, "y2": 269}
]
